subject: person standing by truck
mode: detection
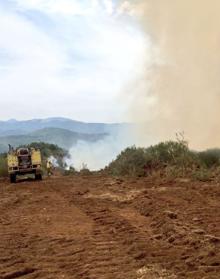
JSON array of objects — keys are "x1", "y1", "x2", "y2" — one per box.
[{"x1": 46, "y1": 159, "x2": 53, "y2": 176}]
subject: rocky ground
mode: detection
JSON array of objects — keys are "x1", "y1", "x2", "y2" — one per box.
[{"x1": 0, "y1": 175, "x2": 219, "y2": 278}]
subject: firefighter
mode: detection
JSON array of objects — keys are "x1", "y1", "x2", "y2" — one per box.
[{"x1": 46, "y1": 160, "x2": 53, "y2": 176}]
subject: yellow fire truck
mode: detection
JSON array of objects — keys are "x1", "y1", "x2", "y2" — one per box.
[{"x1": 7, "y1": 147, "x2": 42, "y2": 183}]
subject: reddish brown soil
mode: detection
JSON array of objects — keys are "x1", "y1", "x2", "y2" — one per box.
[{"x1": 0, "y1": 175, "x2": 219, "y2": 278}]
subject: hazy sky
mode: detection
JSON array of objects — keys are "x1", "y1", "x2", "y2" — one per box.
[{"x1": 0, "y1": 0, "x2": 148, "y2": 122}]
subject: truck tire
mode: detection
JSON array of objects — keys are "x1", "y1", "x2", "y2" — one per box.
[
  {"x1": 35, "y1": 174, "x2": 42, "y2": 180},
  {"x1": 10, "y1": 174, "x2": 16, "y2": 183}
]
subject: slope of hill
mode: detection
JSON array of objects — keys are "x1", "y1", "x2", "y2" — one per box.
[
  {"x1": 0, "y1": 117, "x2": 130, "y2": 136},
  {"x1": 0, "y1": 127, "x2": 107, "y2": 153}
]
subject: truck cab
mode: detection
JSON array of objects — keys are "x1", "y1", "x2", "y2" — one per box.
[{"x1": 7, "y1": 147, "x2": 43, "y2": 183}]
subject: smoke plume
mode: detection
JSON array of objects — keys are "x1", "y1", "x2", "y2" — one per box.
[
  {"x1": 67, "y1": 129, "x2": 136, "y2": 170},
  {"x1": 127, "y1": 0, "x2": 220, "y2": 149}
]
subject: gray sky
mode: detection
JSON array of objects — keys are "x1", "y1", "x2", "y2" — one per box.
[{"x1": 0, "y1": 0, "x2": 149, "y2": 122}]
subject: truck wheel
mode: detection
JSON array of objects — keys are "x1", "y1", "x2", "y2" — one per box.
[
  {"x1": 35, "y1": 174, "x2": 42, "y2": 180},
  {"x1": 10, "y1": 174, "x2": 16, "y2": 183}
]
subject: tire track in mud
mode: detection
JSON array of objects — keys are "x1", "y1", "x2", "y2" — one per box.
[
  {"x1": 71, "y1": 194, "x2": 166, "y2": 279},
  {"x1": 1, "y1": 177, "x2": 219, "y2": 278}
]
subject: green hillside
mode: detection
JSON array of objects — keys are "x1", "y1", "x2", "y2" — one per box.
[{"x1": 0, "y1": 127, "x2": 107, "y2": 153}]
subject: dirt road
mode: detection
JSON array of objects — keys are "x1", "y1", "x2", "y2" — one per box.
[{"x1": 0, "y1": 175, "x2": 219, "y2": 278}]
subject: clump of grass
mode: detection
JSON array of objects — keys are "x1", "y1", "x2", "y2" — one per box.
[{"x1": 191, "y1": 168, "x2": 213, "y2": 182}]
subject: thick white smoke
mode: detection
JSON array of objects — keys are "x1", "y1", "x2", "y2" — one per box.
[
  {"x1": 66, "y1": 131, "x2": 136, "y2": 171},
  {"x1": 48, "y1": 155, "x2": 59, "y2": 167}
]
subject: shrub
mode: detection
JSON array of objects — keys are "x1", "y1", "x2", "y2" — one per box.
[
  {"x1": 105, "y1": 139, "x2": 217, "y2": 180},
  {"x1": 107, "y1": 146, "x2": 147, "y2": 176},
  {"x1": 64, "y1": 164, "x2": 92, "y2": 176},
  {"x1": 106, "y1": 140, "x2": 204, "y2": 178},
  {"x1": 197, "y1": 149, "x2": 220, "y2": 168},
  {"x1": 79, "y1": 163, "x2": 91, "y2": 175},
  {"x1": 64, "y1": 166, "x2": 77, "y2": 176},
  {"x1": 0, "y1": 154, "x2": 8, "y2": 177},
  {"x1": 144, "y1": 140, "x2": 198, "y2": 169}
]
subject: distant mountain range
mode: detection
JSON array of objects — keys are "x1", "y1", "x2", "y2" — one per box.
[
  {"x1": 0, "y1": 118, "x2": 131, "y2": 153},
  {"x1": 0, "y1": 117, "x2": 129, "y2": 136}
]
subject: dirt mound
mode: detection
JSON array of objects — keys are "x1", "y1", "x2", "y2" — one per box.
[{"x1": 0, "y1": 176, "x2": 219, "y2": 278}]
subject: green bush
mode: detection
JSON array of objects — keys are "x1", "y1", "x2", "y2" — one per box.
[
  {"x1": 144, "y1": 141, "x2": 198, "y2": 169},
  {"x1": 197, "y1": 149, "x2": 220, "y2": 168},
  {"x1": 107, "y1": 140, "x2": 199, "y2": 177},
  {"x1": 79, "y1": 163, "x2": 92, "y2": 175},
  {"x1": 106, "y1": 138, "x2": 220, "y2": 179},
  {"x1": 0, "y1": 154, "x2": 8, "y2": 177},
  {"x1": 107, "y1": 146, "x2": 147, "y2": 176}
]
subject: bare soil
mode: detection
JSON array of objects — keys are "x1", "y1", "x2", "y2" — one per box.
[{"x1": 0, "y1": 175, "x2": 219, "y2": 278}]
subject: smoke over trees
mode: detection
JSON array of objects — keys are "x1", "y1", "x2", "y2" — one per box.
[{"x1": 123, "y1": 0, "x2": 220, "y2": 149}]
